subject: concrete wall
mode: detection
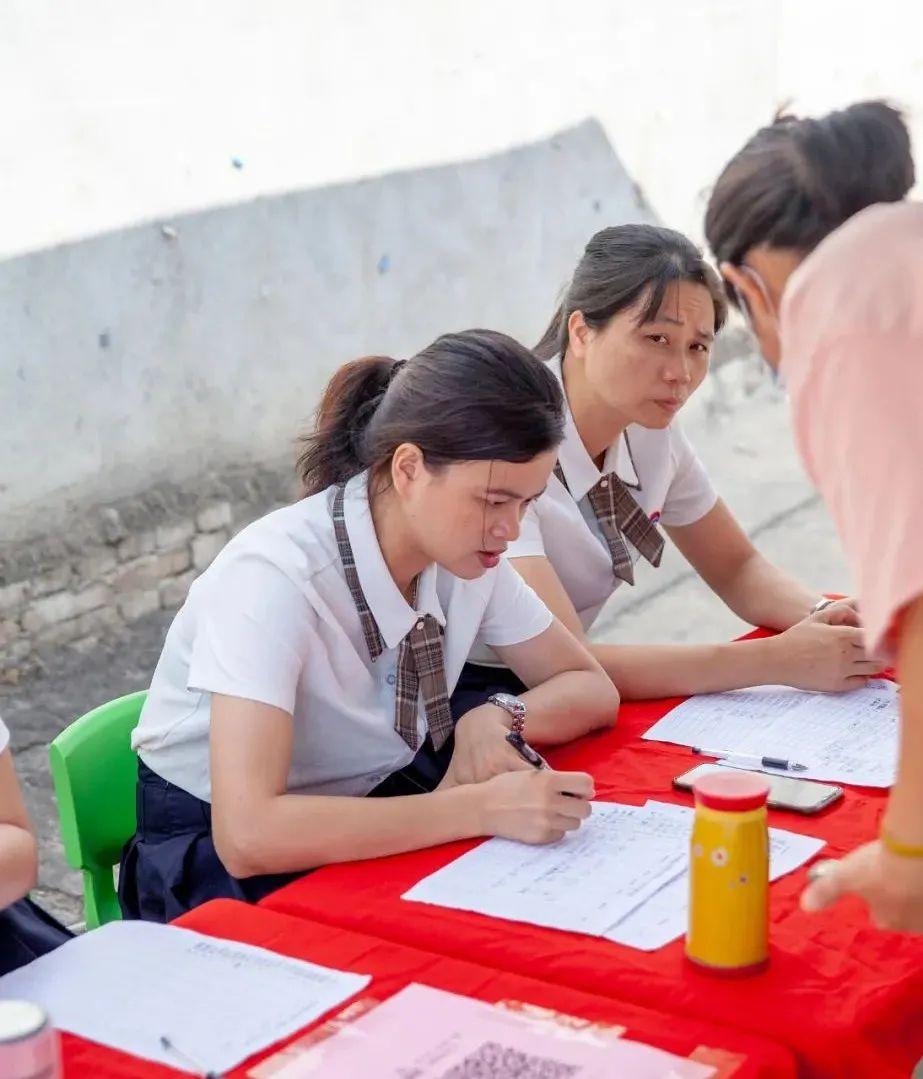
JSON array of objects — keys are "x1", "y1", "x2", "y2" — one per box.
[
  {"x1": 1, "y1": 121, "x2": 651, "y2": 544},
  {"x1": 1, "y1": 122, "x2": 661, "y2": 673},
  {"x1": 3, "y1": 0, "x2": 921, "y2": 261}
]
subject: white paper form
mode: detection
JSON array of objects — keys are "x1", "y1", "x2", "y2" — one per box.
[
  {"x1": 0, "y1": 921, "x2": 370, "y2": 1075},
  {"x1": 642, "y1": 679, "x2": 899, "y2": 787},
  {"x1": 403, "y1": 801, "x2": 687, "y2": 937},
  {"x1": 606, "y1": 802, "x2": 826, "y2": 950}
]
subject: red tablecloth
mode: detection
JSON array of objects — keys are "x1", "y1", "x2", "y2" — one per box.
[
  {"x1": 264, "y1": 691, "x2": 923, "y2": 1078},
  {"x1": 60, "y1": 900, "x2": 796, "y2": 1077}
]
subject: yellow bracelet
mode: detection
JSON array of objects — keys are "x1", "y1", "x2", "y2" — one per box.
[{"x1": 881, "y1": 830, "x2": 923, "y2": 859}]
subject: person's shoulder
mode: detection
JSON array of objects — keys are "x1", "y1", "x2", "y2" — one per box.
[
  {"x1": 827, "y1": 201, "x2": 923, "y2": 257},
  {"x1": 789, "y1": 202, "x2": 923, "y2": 331},
  {"x1": 205, "y1": 492, "x2": 339, "y2": 588}
]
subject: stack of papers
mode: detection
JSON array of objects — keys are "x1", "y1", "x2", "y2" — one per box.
[
  {"x1": 268, "y1": 982, "x2": 717, "y2": 1078},
  {"x1": 0, "y1": 922, "x2": 370, "y2": 1075},
  {"x1": 643, "y1": 679, "x2": 899, "y2": 787},
  {"x1": 405, "y1": 801, "x2": 824, "y2": 951}
]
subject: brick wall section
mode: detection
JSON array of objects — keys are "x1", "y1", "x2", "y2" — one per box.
[{"x1": 0, "y1": 463, "x2": 298, "y2": 683}]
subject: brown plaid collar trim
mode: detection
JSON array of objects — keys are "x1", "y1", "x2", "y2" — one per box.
[{"x1": 332, "y1": 484, "x2": 454, "y2": 751}]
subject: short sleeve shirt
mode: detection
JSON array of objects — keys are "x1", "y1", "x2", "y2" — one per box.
[{"x1": 132, "y1": 471, "x2": 553, "y2": 800}]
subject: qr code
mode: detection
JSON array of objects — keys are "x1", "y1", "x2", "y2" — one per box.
[{"x1": 439, "y1": 1040, "x2": 579, "y2": 1079}]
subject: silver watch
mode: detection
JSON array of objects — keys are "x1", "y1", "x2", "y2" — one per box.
[{"x1": 487, "y1": 692, "x2": 527, "y2": 725}]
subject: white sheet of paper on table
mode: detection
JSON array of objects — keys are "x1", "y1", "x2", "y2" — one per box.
[
  {"x1": 0, "y1": 921, "x2": 370, "y2": 1075},
  {"x1": 605, "y1": 801, "x2": 826, "y2": 950},
  {"x1": 641, "y1": 679, "x2": 898, "y2": 787},
  {"x1": 403, "y1": 799, "x2": 824, "y2": 952},
  {"x1": 403, "y1": 801, "x2": 687, "y2": 936}
]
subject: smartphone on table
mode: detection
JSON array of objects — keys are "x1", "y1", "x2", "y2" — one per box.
[{"x1": 673, "y1": 762, "x2": 844, "y2": 815}]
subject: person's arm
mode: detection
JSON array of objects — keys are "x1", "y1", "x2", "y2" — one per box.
[
  {"x1": 801, "y1": 594, "x2": 923, "y2": 931},
  {"x1": 666, "y1": 499, "x2": 820, "y2": 629},
  {"x1": 511, "y1": 550, "x2": 878, "y2": 700},
  {"x1": 209, "y1": 695, "x2": 594, "y2": 878},
  {"x1": 497, "y1": 619, "x2": 620, "y2": 742},
  {"x1": 0, "y1": 749, "x2": 38, "y2": 909},
  {"x1": 440, "y1": 618, "x2": 620, "y2": 788}
]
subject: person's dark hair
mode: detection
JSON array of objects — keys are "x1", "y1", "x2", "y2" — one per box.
[
  {"x1": 705, "y1": 100, "x2": 915, "y2": 268},
  {"x1": 534, "y1": 223, "x2": 727, "y2": 360},
  {"x1": 298, "y1": 329, "x2": 565, "y2": 495}
]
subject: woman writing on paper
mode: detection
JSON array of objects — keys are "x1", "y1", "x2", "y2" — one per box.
[
  {"x1": 120, "y1": 329, "x2": 617, "y2": 922},
  {"x1": 452, "y1": 224, "x2": 876, "y2": 718},
  {"x1": 0, "y1": 715, "x2": 71, "y2": 974},
  {"x1": 704, "y1": 100, "x2": 923, "y2": 931}
]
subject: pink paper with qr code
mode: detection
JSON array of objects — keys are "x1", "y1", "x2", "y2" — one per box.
[{"x1": 263, "y1": 982, "x2": 716, "y2": 1078}]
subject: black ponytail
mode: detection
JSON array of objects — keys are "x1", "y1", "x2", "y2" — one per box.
[{"x1": 297, "y1": 330, "x2": 564, "y2": 496}]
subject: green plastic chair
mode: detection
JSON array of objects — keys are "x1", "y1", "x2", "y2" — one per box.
[{"x1": 49, "y1": 690, "x2": 146, "y2": 928}]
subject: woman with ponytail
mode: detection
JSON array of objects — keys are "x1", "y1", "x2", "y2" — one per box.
[
  {"x1": 119, "y1": 329, "x2": 616, "y2": 921},
  {"x1": 705, "y1": 100, "x2": 923, "y2": 931}
]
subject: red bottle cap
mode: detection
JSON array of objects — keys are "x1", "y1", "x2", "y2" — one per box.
[{"x1": 693, "y1": 770, "x2": 770, "y2": 812}]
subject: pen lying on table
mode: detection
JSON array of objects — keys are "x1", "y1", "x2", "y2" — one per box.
[{"x1": 692, "y1": 746, "x2": 808, "y2": 773}]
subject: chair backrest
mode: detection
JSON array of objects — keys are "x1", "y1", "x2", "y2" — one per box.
[{"x1": 49, "y1": 690, "x2": 146, "y2": 928}]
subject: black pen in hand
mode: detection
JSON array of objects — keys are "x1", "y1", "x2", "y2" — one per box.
[{"x1": 505, "y1": 730, "x2": 582, "y2": 798}]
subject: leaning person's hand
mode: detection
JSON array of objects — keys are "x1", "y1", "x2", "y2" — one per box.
[{"x1": 801, "y1": 840, "x2": 923, "y2": 932}]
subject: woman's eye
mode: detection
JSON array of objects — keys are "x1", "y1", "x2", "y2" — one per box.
[
  {"x1": 486, "y1": 498, "x2": 508, "y2": 508},
  {"x1": 646, "y1": 333, "x2": 668, "y2": 345},
  {"x1": 691, "y1": 342, "x2": 709, "y2": 353}
]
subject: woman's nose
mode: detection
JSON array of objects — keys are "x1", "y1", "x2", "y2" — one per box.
[
  {"x1": 664, "y1": 354, "x2": 692, "y2": 384},
  {"x1": 490, "y1": 509, "x2": 519, "y2": 543}
]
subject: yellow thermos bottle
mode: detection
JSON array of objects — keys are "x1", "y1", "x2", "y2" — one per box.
[{"x1": 686, "y1": 770, "x2": 771, "y2": 975}]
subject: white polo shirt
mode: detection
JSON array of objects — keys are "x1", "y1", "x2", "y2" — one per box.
[
  {"x1": 0, "y1": 717, "x2": 8, "y2": 755},
  {"x1": 132, "y1": 471, "x2": 553, "y2": 801},
  {"x1": 493, "y1": 355, "x2": 717, "y2": 638}
]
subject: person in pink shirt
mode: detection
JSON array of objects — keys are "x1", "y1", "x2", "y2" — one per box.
[{"x1": 704, "y1": 100, "x2": 923, "y2": 932}]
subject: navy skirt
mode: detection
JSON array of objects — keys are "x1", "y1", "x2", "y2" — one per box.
[
  {"x1": 0, "y1": 898, "x2": 71, "y2": 976},
  {"x1": 119, "y1": 662, "x2": 525, "y2": 922}
]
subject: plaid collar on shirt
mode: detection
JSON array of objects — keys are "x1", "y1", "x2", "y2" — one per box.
[
  {"x1": 553, "y1": 461, "x2": 664, "y2": 586},
  {"x1": 331, "y1": 484, "x2": 454, "y2": 752}
]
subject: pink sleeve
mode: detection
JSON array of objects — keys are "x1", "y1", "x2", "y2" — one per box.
[{"x1": 791, "y1": 332, "x2": 923, "y2": 658}]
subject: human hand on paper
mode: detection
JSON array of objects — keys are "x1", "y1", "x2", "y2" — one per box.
[
  {"x1": 772, "y1": 617, "x2": 881, "y2": 692},
  {"x1": 801, "y1": 841, "x2": 923, "y2": 932},
  {"x1": 439, "y1": 704, "x2": 536, "y2": 788},
  {"x1": 477, "y1": 768, "x2": 594, "y2": 844}
]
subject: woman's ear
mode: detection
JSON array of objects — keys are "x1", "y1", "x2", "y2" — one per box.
[
  {"x1": 390, "y1": 443, "x2": 426, "y2": 495},
  {"x1": 721, "y1": 263, "x2": 768, "y2": 323},
  {"x1": 721, "y1": 263, "x2": 781, "y2": 368},
  {"x1": 566, "y1": 310, "x2": 590, "y2": 358}
]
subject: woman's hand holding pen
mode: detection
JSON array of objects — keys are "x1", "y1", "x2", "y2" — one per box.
[{"x1": 477, "y1": 769, "x2": 595, "y2": 845}]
